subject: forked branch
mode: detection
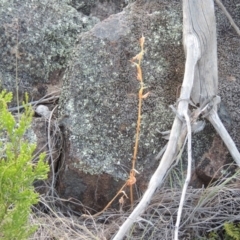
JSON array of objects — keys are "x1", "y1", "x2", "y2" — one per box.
[{"x1": 113, "y1": 0, "x2": 240, "y2": 239}]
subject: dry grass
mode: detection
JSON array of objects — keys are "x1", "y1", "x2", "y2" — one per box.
[{"x1": 29, "y1": 167, "x2": 240, "y2": 240}]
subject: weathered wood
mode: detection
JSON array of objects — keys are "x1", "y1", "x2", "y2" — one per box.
[
  {"x1": 215, "y1": 0, "x2": 240, "y2": 36},
  {"x1": 178, "y1": 0, "x2": 240, "y2": 167},
  {"x1": 113, "y1": 117, "x2": 183, "y2": 240},
  {"x1": 175, "y1": 1, "x2": 216, "y2": 238},
  {"x1": 207, "y1": 111, "x2": 240, "y2": 165},
  {"x1": 113, "y1": 1, "x2": 240, "y2": 239},
  {"x1": 113, "y1": 0, "x2": 202, "y2": 238},
  {"x1": 186, "y1": 0, "x2": 218, "y2": 105}
]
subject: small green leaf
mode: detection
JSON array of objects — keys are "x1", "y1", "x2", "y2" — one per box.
[{"x1": 0, "y1": 90, "x2": 49, "y2": 239}]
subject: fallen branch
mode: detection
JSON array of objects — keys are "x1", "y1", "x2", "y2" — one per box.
[
  {"x1": 215, "y1": 0, "x2": 240, "y2": 36},
  {"x1": 113, "y1": 0, "x2": 240, "y2": 239},
  {"x1": 174, "y1": 109, "x2": 192, "y2": 240},
  {"x1": 8, "y1": 91, "x2": 60, "y2": 112},
  {"x1": 207, "y1": 108, "x2": 240, "y2": 165}
]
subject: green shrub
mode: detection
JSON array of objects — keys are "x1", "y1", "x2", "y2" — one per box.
[
  {"x1": 0, "y1": 90, "x2": 49, "y2": 240},
  {"x1": 200, "y1": 223, "x2": 240, "y2": 240},
  {"x1": 224, "y1": 222, "x2": 240, "y2": 240}
]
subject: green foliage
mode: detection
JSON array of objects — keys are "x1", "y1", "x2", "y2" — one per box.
[
  {"x1": 0, "y1": 90, "x2": 49, "y2": 240},
  {"x1": 224, "y1": 222, "x2": 240, "y2": 240},
  {"x1": 199, "y1": 223, "x2": 240, "y2": 240},
  {"x1": 205, "y1": 231, "x2": 218, "y2": 240}
]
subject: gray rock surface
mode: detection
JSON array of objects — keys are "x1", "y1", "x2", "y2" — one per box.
[
  {"x1": 68, "y1": 0, "x2": 132, "y2": 20},
  {"x1": 216, "y1": 0, "x2": 240, "y2": 150},
  {"x1": 1, "y1": 0, "x2": 239, "y2": 214},
  {"x1": 196, "y1": 135, "x2": 230, "y2": 186},
  {"x1": 58, "y1": 0, "x2": 208, "y2": 211},
  {"x1": 58, "y1": 0, "x2": 240, "y2": 211},
  {"x1": 0, "y1": 0, "x2": 98, "y2": 102}
]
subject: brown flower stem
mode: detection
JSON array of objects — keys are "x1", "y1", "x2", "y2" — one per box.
[
  {"x1": 129, "y1": 35, "x2": 145, "y2": 207},
  {"x1": 82, "y1": 182, "x2": 128, "y2": 218},
  {"x1": 82, "y1": 36, "x2": 147, "y2": 218}
]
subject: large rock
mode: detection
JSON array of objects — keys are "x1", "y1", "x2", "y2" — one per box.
[
  {"x1": 1, "y1": 0, "x2": 239, "y2": 214},
  {"x1": 58, "y1": 0, "x2": 240, "y2": 212},
  {"x1": 0, "y1": 0, "x2": 98, "y2": 103},
  {"x1": 68, "y1": 0, "x2": 133, "y2": 20},
  {"x1": 58, "y1": 0, "x2": 214, "y2": 212},
  {"x1": 215, "y1": 0, "x2": 240, "y2": 150},
  {"x1": 196, "y1": 135, "x2": 230, "y2": 185}
]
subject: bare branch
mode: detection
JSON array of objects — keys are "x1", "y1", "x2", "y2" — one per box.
[{"x1": 215, "y1": 0, "x2": 240, "y2": 36}]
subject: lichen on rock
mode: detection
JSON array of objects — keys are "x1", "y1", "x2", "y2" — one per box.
[
  {"x1": 58, "y1": 0, "x2": 186, "y2": 210},
  {"x1": 0, "y1": 0, "x2": 99, "y2": 101}
]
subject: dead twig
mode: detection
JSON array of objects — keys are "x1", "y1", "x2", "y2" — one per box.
[
  {"x1": 207, "y1": 109, "x2": 240, "y2": 165},
  {"x1": 215, "y1": 0, "x2": 240, "y2": 36},
  {"x1": 47, "y1": 105, "x2": 60, "y2": 198},
  {"x1": 174, "y1": 108, "x2": 192, "y2": 239},
  {"x1": 8, "y1": 91, "x2": 60, "y2": 112},
  {"x1": 113, "y1": 0, "x2": 240, "y2": 239}
]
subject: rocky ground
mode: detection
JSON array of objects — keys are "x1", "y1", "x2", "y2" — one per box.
[{"x1": 0, "y1": 0, "x2": 240, "y2": 239}]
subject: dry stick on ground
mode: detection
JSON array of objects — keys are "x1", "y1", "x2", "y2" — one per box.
[
  {"x1": 215, "y1": 0, "x2": 240, "y2": 36},
  {"x1": 175, "y1": 1, "x2": 216, "y2": 238},
  {"x1": 113, "y1": 1, "x2": 240, "y2": 239},
  {"x1": 47, "y1": 105, "x2": 59, "y2": 198},
  {"x1": 8, "y1": 91, "x2": 60, "y2": 112}
]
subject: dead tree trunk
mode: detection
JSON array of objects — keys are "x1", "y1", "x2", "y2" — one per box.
[{"x1": 113, "y1": 1, "x2": 240, "y2": 239}]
